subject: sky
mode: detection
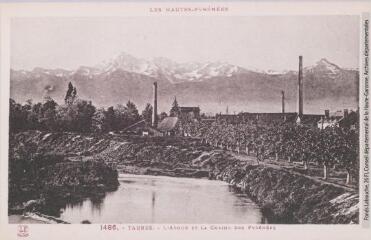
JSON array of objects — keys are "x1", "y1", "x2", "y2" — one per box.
[{"x1": 11, "y1": 15, "x2": 360, "y2": 71}]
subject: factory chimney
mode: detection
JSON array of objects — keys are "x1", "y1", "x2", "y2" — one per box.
[
  {"x1": 297, "y1": 56, "x2": 304, "y2": 117},
  {"x1": 344, "y1": 109, "x2": 349, "y2": 118},
  {"x1": 281, "y1": 90, "x2": 285, "y2": 114},
  {"x1": 152, "y1": 82, "x2": 158, "y2": 127}
]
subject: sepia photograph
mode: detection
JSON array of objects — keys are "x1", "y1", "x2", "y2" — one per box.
[{"x1": 6, "y1": 14, "x2": 362, "y2": 226}]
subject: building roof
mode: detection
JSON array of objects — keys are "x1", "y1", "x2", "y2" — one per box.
[
  {"x1": 201, "y1": 118, "x2": 216, "y2": 122},
  {"x1": 339, "y1": 111, "x2": 358, "y2": 127},
  {"x1": 157, "y1": 117, "x2": 179, "y2": 132},
  {"x1": 318, "y1": 111, "x2": 358, "y2": 126},
  {"x1": 297, "y1": 114, "x2": 323, "y2": 125},
  {"x1": 330, "y1": 110, "x2": 345, "y2": 118},
  {"x1": 318, "y1": 116, "x2": 342, "y2": 124},
  {"x1": 180, "y1": 107, "x2": 200, "y2": 112}
]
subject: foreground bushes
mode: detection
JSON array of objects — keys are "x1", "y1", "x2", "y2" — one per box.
[{"x1": 8, "y1": 138, "x2": 119, "y2": 212}]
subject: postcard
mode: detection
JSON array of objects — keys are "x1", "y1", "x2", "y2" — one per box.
[{"x1": 0, "y1": 1, "x2": 370, "y2": 240}]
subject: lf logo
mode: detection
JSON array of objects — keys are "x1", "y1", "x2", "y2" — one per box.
[{"x1": 17, "y1": 225, "x2": 29, "y2": 237}]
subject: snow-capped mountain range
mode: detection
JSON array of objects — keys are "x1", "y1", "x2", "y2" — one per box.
[
  {"x1": 13, "y1": 52, "x2": 356, "y2": 83},
  {"x1": 74, "y1": 52, "x2": 250, "y2": 82},
  {"x1": 10, "y1": 52, "x2": 359, "y2": 114}
]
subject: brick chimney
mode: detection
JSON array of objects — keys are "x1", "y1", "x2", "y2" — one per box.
[
  {"x1": 344, "y1": 109, "x2": 349, "y2": 118},
  {"x1": 152, "y1": 82, "x2": 158, "y2": 127},
  {"x1": 297, "y1": 56, "x2": 303, "y2": 117},
  {"x1": 325, "y1": 110, "x2": 330, "y2": 119}
]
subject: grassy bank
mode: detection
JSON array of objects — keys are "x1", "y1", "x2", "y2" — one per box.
[
  {"x1": 10, "y1": 131, "x2": 359, "y2": 224},
  {"x1": 8, "y1": 133, "x2": 119, "y2": 217}
]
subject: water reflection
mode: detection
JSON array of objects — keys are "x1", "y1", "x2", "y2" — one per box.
[
  {"x1": 90, "y1": 196, "x2": 104, "y2": 216},
  {"x1": 57, "y1": 174, "x2": 265, "y2": 224},
  {"x1": 151, "y1": 179, "x2": 156, "y2": 222}
]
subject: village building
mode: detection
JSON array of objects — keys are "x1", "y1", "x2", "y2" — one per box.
[
  {"x1": 295, "y1": 114, "x2": 323, "y2": 127},
  {"x1": 179, "y1": 106, "x2": 200, "y2": 120},
  {"x1": 317, "y1": 109, "x2": 358, "y2": 130},
  {"x1": 157, "y1": 116, "x2": 181, "y2": 136},
  {"x1": 215, "y1": 56, "x2": 321, "y2": 126}
]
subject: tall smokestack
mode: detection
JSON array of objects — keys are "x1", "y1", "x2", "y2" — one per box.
[
  {"x1": 152, "y1": 82, "x2": 158, "y2": 127},
  {"x1": 297, "y1": 56, "x2": 303, "y2": 117},
  {"x1": 281, "y1": 90, "x2": 285, "y2": 114}
]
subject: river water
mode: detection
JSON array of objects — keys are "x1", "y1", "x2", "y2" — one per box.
[
  {"x1": 57, "y1": 174, "x2": 266, "y2": 224},
  {"x1": 10, "y1": 174, "x2": 266, "y2": 224}
]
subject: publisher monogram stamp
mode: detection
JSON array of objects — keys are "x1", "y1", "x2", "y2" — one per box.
[{"x1": 17, "y1": 225, "x2": 29, "y2": 238}]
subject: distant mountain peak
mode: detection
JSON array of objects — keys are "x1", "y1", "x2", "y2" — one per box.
[
  {"x1": 317, "y1": 58, "x2": 340, "y2": 68},
  {"x1": 10, "y1": 54, "x2": 358, "y2": 114},
  {"x1": 305, "y1": 58, "x2": 341, "y2": 75},
  {"x1": 88, "y1": 52, "x2": 248, "y2": 82},
  {"x1": 11, "y1": 53, "x2": 355, "y2": 85}
]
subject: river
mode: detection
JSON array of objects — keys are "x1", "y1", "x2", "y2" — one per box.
[{"x1": 11, "y1": 174, "x2": 266, "y2": 224}]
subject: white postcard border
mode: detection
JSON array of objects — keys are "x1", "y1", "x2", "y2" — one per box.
[{"x1": 0, "y1": 2, "x2": 371, "y2": 240}]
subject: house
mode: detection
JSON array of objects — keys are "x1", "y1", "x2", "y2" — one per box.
[
  {"x1": 179, "y1": 106, "x2": 200, "y2": 120},
  {"x1": 215, "y1": 114, "x2": 240, "y2": 124},
  {"x1": 339, "y1": 110, "x2": 358, "y2": 130},
  {"x1": 317, "y1": 109, "x2": 358, "y2": 130},
  {"x1": 295, "y1": 114, "x2": 323, "y2": 127},
  {"x1": 157, "y1": 117, "x2": 181, "y2": 136}
]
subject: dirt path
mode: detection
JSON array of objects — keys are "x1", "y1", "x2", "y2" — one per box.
[{"x1": 229, "y1": 152, "x2": 357, "y2": 192}]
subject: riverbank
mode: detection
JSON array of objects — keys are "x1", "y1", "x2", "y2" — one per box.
[
  {"x1": 8, "y1": 133, "x2": 120, "y2": 219},
  {"x1": 118, "y1": 157, "x2": 358, "y2": 224},
  {"x1": 217, "y1": 165, "x2": 358, "y2": 224},
  {"x1": 10, "y1": 131, "x2": 359, "y2": 224}
]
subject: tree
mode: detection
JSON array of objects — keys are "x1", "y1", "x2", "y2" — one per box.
[
  {"x1": 64, "y1": 82, "x2": 77, "y2": 105},
  {"x1": 170, "y1": 96, "x2": 180, "y2": 117},
  {"x1": 125, "y1": 100, "x2": 140, "y2": 124},
  {"x1": 110, "y1": 101, "x2": 140, "y2": 130},
  {"x1": 65, "y1": 82, "x2": 73, "y2": 104},
  {"x1": 9, "y1": 99, "x2": 28, "y2": 132},
  {"x1": 39, "y1": 96, "x2": 57, "y2": 131},
  {"x1": 72, "y1": 87, "x2": 77, "y2": 99},
  {"x1": 334, "y1": 129, "x2": 359, "y2": 184},
  {"x1": 141, "y1": 103, "x2": 153, "y2": 124},
  {"x1": 92, "y1": 108, "x2": 106, "y2": 133},
  {"x1": 104, "y1": 106, "x2": 116, "y2": 131},
  {"x1": 55, "y1": 99, "x2": 96, "y2": 132},
  {"x1": 73, "y1": 100, "x2": 96, "y2": 132},
  {"x1": 159, "y1": 112, "x2": 168, "y2": 121},
  {"x1": 30, "y1": 102, "x2": 44, "y2": 129}
]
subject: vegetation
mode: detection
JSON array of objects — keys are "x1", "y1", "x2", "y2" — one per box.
[
  {"x1": 9, "y1": 81, "x2": 359, "y2": 185},
  {"x1": 8, "y1": 135, "x2": 119, "y2": 214},
  {"x1": 9, "y1": 130, "x2": 358, "y2": 223},
  {"x1": 169, "y1": 96, "x2": 180, "y2": 117},
  {"x1": 10, "y1": 82, "x2": 143, "y2": 133},
  {"x1": 184, "y1": 121, "x2": 359, "y2": 185}
]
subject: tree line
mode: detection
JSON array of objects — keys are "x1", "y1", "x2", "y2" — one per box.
[{"x1": 9, "y1": 82, "x2": 168, "y2": 133}]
